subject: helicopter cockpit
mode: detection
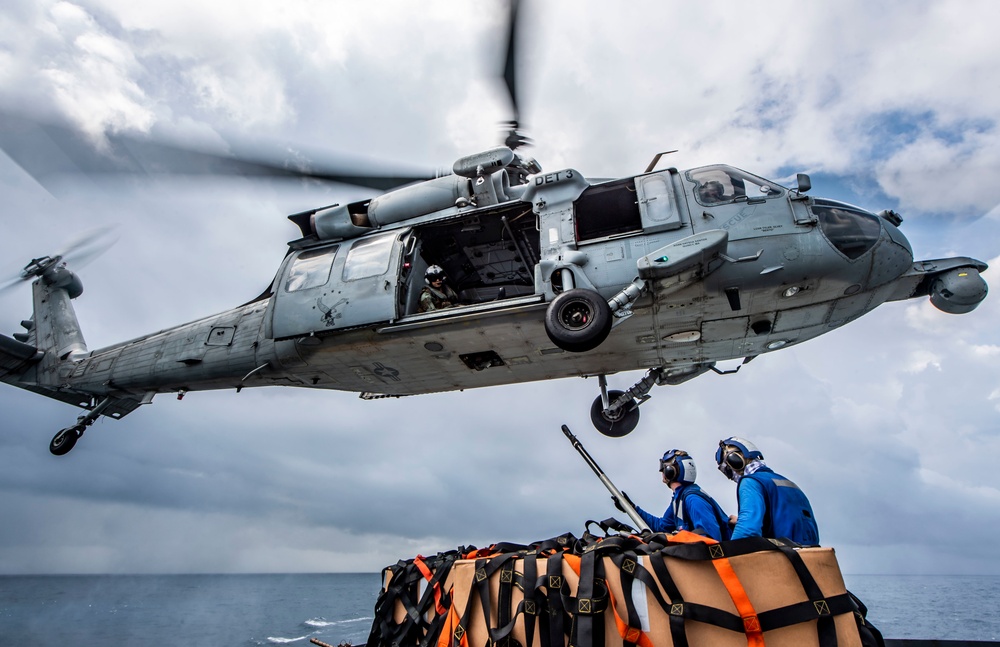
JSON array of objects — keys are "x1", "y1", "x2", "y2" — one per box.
[
  {"x1": 688, "y1": 165, "x2": 785, "y2": 206},
  {"x1": 810, "y1": 199, "x2": 884, "y2": 260}
]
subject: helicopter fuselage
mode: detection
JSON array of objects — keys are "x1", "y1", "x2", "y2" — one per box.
[{"x1": 1, "y1": 160, "x2": 987, "y2": 447}]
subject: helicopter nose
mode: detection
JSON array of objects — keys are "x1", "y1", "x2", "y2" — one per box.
[
  {"x1": 881, "y1": 217, "x2": 913, "y2": 259},
  {"x1": 869, "y1": 220, "x2": 914, "y2": 287}
]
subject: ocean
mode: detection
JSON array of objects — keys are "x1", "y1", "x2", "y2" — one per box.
[{"x1": 1, "y1": 573, "x2": 998, "y2": 646}]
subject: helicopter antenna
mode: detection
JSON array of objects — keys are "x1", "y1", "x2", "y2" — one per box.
[{"x1": 644, "y1": 150, "x2": 679, "y2": 174}]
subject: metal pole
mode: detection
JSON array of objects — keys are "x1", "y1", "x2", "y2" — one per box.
[{"x1": 560, "y1": 424, "x2": 650, "y2": 532}]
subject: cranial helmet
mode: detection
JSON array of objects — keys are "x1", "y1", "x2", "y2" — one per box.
[
  {"x1": 660, "y1": 449, "x2": 697, "y2": 485},
  {"x1": 716, "y1": 436, "x2": 763, "y2": 480},
  {"x1": 425, "y1": 265, "x2": 446, "y2": 285}
]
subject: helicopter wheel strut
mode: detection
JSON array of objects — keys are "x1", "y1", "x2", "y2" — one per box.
[
  {"x1": 589, "y1": 369, "x2": 668, "y2": 437},
  {"x1": 49, "y1": 425, "x2": 84, "y2": 456},
  {"x1": 48, "y1": 397, "x2": 112, "y2": 456},
  {"x1": 590, "y1": 390, "x2": 640, "y2": 437},
  {"x1": 544, "y1": 288, "x2": 612, "y2": 353}
]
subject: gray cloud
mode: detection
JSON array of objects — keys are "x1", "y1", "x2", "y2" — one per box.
[{"x1": 0, "y1": 0, "x2": 998, "y2": 578}]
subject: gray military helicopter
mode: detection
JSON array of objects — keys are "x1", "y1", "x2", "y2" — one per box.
[{"x1": 0, "y1": 2, "x2": 990, "y2": 455}]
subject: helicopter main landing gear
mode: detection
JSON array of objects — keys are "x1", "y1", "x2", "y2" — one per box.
[
  {"x1": 590, "y1": 363, "x2": 723, "y2": 436},
  {"x1": 49, "y1": 397, "x2": 111, "y2": 456},
  {"x1": 544, "y1": 288, "x2": 612, "y2": 353},
  {"x1": 590, "y1": 373, "x2": 652, "y2": 437},
  {"x1": 590, "y1": 369, "x2": 669, "y2": 437}
]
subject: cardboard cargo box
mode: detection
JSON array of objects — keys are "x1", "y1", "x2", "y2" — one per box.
[{"x1": 378, "y1": 534, "x2": 873, "y2": 647}]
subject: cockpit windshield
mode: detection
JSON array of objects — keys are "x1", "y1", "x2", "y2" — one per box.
[
  {"x1": 687, "y1": 165, "x2": 784, "y2": 206},
  {"x1": 811, "y1": 199, "x2": 882, "y2": 259}
]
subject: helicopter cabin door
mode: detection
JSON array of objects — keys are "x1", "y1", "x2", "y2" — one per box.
[{"x1": 270, "y1": 231, "x2": 406, "y2": 339}]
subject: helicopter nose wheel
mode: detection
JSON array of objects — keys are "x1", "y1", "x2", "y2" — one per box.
[
  {"x1": 544, "y1": 288, "x2": 613, "y2": 353},
  {"x1": 49, "y1": 425, "x2": 84, "y2": 456},
  {"x1": 590, "y1": 390, "x2": 640, "y2": 437}
]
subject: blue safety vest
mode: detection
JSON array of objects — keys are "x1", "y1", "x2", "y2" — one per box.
[
  {"x1": 674, "y1": 484, "x2": 732, "y2": 541},
  {"x1": 738, "y1": 468, "x2": 819, "y2": 545}
]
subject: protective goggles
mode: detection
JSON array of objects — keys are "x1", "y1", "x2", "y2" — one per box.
[{"x1": 659, "y1": 450, "x2": 687, "y2": 474}]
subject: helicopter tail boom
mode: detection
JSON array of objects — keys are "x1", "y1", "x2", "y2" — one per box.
[
  {"x1": 1, "y1": 266, "x2": 90, "y2": 395},
  {"x1": 1, "y1": 266, "x2": 156, "y2": 454}
]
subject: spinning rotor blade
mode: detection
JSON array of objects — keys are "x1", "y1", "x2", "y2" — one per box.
[
  {"x1": 499, "y1": 0, "x2": 532, "y2": 150},
  {"x1": 0, "y1": 226, "x2": 118, "y2": 295},
  {"x1": 503, "y1": 0, "x2": 522, "y2": 128},
  {"x1": 55, "y1": 226, "x2": 120, "y2": 271},
  {"x1": 0, "y1": 111, "x2": 435, "y2": 193}
]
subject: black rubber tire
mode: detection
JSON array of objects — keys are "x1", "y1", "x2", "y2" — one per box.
[
  {"x1": 544, "y1": 288, "x2": 613, "y2": 353},
  {"x1": 590, "y1": 390, "x2": 640, "y2": 437},
  {"x1": 49, "y1": 426, "x2": 81, "y2": 456}
]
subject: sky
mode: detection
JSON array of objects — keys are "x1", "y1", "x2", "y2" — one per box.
[{"x1": 0, "y1": 0, "x2": 998, "y2": 581}]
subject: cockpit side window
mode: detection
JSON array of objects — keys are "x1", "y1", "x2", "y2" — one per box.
[
  {"x1": 688, "y1": 166, "x2": 783, "y2": 206},
  {"x1": 812, "y1": 202, "x2": 882, "y2": 259},
  {"x1": 285, "y1": 246, "x2": 338, "y2": 292}
]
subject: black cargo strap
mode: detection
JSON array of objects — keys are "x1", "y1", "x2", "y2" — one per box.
[
  {"x1": 543, "y1": 551, "x2": 569, "y2": 647},
  {"x1": 612, "y1": 552, "x2": 642, "y2": 647},
  {"x1": 644, "y1": 549, "x2": 692, "y2": 647},
  {"x1": 757, "y1": 592, "x2": 857, "y2": 631},
  {"x1": 468, "y1": 551, "x2": 549, "y2": 647},
  {"x1": 774, "y1": 543, "x2": 839, "y2": 647},
  {"x1": 612, "y1": 551, "x2": 689, "y2": 647},
  {"x1": 370, "y1": 553, "x2": 459, "y2": 647},
  {"x1": 566, "y1": 550, "x2": 606, "y2": 647},
  {"x1": 520, "y1": 552, "x2": 540, "y2": 647},
  {"x1": 474, "y1": 555, "x2": 522, "y2": 647}
]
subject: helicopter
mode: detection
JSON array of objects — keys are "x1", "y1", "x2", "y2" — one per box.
[{"x1": 0, "y1": 4, "x2": 990, "y2": 456}]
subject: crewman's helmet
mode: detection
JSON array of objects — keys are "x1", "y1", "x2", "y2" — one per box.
[
  {"x1": 716, "y1": 436, "x2": 764, "y2": 480},
  {"x1": 660, "y1": 449, "x2": 697, "y2": 485},
  {"x1": 425, "y1": 265, "x2": 446, "y2": 285}
]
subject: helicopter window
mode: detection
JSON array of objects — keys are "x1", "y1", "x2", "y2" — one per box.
[
  {"x1": 343, "y1": 233, "x2": 396, "y2": 281},
  {"x1": 688, "y1": 166, "x2": 783, "y2": 206},
  {"x1": 285, "y1": 246, "x2": 339, "y2": 292},
  {"x1": 812, "y1": 201, "x2": 882, "y2": 260},
  {"x1": 574, "y1": 179, "x2": 642, "y2": 242}
]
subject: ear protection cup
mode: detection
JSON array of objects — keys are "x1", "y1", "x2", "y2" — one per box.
[
  {"x1": 716, "y1": 437, "x2": 763, "y2": 479},
  {"x1": 724, "y1": 448, "x2": 746, "y2": 471},
  {"x1": 660, "y1": 450, "x2": 696, "y2": 484}
]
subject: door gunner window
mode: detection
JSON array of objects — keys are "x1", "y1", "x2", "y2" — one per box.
[
  {"x1": 285, "y1": 246, "x2": 338, "y2": 292},
  {"x1": 343, "y1": 234, "x2": 395, "y2": 281}
]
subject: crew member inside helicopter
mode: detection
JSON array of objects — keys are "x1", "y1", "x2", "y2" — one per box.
[
  {"x1": 698, "y1": 180, "x2": 726, "y2": 204},
  {"x1": 418, "y1": 265, "x2": 460, "y2": 312}
]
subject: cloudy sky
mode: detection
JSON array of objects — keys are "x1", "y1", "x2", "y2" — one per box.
[{"x1": 0, "y1": 0, "x2": 998, "y2": 583}]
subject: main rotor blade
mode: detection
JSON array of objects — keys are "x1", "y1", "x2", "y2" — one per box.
[
  {"x1": 499, "y1": 0, "x2": 533, "y2": 150},
  {"x1": 502, "y1": 0, "x2": 522, "y2": 127},
  {"x1": 0, "y1": 111, "x2": 435, "y2": 193}
]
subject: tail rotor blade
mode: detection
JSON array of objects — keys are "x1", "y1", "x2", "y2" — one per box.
[{"x1": 57, "y1": 225, "x2": 119, "y2": 271}]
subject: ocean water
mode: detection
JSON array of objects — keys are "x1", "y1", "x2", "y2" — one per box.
[
  {"x1": 0, "y1": 573, "x2": 381, "y2": 647},
  {"x1": 1, "y1": 572, "x2": 999, "y2": 646},
  {"x1": 844, "y1": 574, "x2": 1000, "y2": 642}
]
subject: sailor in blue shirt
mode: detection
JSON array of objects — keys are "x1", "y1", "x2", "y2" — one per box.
[
  {"x1": 618, "y1": 449, "x2": 731, "y2": 541},
  {"x1": 716, "y1": 436, "x2": 820, "y2": 546}
]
